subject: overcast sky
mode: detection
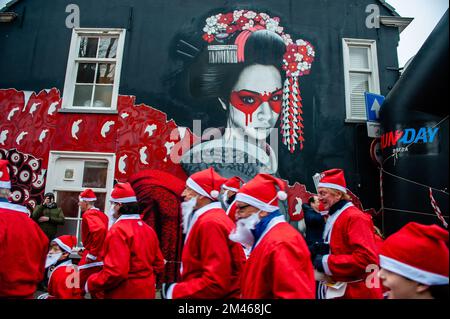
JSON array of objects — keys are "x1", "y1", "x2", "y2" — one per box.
[
  {"x1": 1, "y1": 0, "x2": 448, "y2": 67},
  {"x1": 387, "y1": 0, "x2": 449, "y2": 67}
]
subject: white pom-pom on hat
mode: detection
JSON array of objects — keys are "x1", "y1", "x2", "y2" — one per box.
[
  {"x1": 277, "y1": 190, "x2": 287, "y2": 200},
  {"x1": 210, "y1": 190, "x2": 219, "y2": 199}
]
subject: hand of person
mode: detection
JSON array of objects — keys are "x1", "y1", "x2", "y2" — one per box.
[
  {"x1": 313, "y1": 254, "x2": 325, "y2": 273},
  {"x1": 38, "y1": 216, "x2": 50, "y2": 222}
]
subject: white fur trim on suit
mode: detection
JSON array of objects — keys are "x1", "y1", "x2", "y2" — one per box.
[
  {"x1": 78, "y1": 261, "x2": 104, "y2": 270},
  {"x1": 0, "y1": 202, "x2": 30, "y2": 216},
  {"x1": 86, "y1": 253, "x2": 97, "y2": 261},
  {"x1": 186, "y1": 177, "x2": 212, "y2": 200},
  {"x1": 116, "y1": 214, "x2": 141, "y2": 221},
  {"x1": 322, "y1": 254, "x2": 332, "y2": 276},
  {"x1": 380, "y1": 255, "x2": 449, "y2": 286},
  {"x1": 317, "y1": 182, "x2": 347, "y2": 193},
  {"x1": 166, "y1": 283, "x2": 176, "y2": 299},
  {"x1": 235, "y1": 193, "x2": 279, "y2": 213}
]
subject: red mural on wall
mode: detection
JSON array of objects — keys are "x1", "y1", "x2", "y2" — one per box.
[{"x1": 0, "y1": 88, "x2": 191, "y2": 182}]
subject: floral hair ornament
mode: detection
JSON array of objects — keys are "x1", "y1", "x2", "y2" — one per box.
[{"x1": 202, "y1": 10, "x2": 315, "y2": 153}]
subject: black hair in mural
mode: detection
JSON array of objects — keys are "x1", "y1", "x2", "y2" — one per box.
[{"x1": 188, "y1": 29, "x2": 286, "y2": 106}]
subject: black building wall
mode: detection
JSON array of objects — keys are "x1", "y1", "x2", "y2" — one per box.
[{"x1": 0, "y1": 0, "x2": 401, "y2": 212}]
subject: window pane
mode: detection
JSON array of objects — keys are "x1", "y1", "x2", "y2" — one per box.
[
  {"x1": 94, "y1": 193, "x2": 107, "y2": 212},
  {"x1": 79, "y1": 37, "x2": 99, "y2": 58},
  {"x1": 98, "y1": 37, "x2": 118, "y2": 58},
  {"x1": 96, "y1": 63, "x2": 115, "y2": 84},
  {"x1": 93, "y1": 85, "x2": 113, "y2": 108},
  {"x1": 349, "y1": 47, "x2": 369, "y2": 69},
  {"x1": 350, "y1": 72, "x2": 369, "y2": 119},
  {"x1": 76, "y1": 63, "x2": 96, "y2": 83},
  {"x1": 55, "y1": 219, "x2": 80, "y2": 244},
  {"x1": 82, "y1": 161, "x2": 108, "y2": 188},
  {"x1": 73, "y1": 84, "x2": 93, "y2": 107},
  {"x1": 56, "y1": 191, "x2": 81, "y2": 218}
]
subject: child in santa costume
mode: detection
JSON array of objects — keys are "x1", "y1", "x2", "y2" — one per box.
[
  {"x1": 85, "y1": 183, "x2": 165, "y2": 298},
  {"x1": 378, "y1": 222, "x2": 449, "y2": 299},
  {"x1": 77, "y1": 188, "x2": 108, "y2": 296},
  {"x1": 0, "y1": 159, "x2": 49, "y2": 298},
  {"x1": 43, "y1": 235, "x2": 83, "y2": 299},
  {"x1": 312, "y1": 168, "x2": 383, "y2": 299},
  {"x1": 162, "y1": 167, "x2": 246, "y2": 299},
  {"x1": 231, "y1": 173, "x2": 316, "y2": 299}
]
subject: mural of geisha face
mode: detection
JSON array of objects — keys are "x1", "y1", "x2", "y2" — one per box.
[
  {"x1": 222, "y1": 63, "x2": 282, "y2": 141},
  {"x1": 176, "y1": 10, "x2": 315, "y2": 184}
]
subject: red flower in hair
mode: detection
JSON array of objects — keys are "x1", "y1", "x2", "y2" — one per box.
[
  {"x1": 287, "y1": 44, "x2": 297, "y2": 54},
  {"x1": 218, "y1": 13, "x2": 234, "y2": 24},
  {"x1": 284, "y1": 53, "x2": 295, "y2": 63},
  {"x1": 298, "y1": 46, "x2": 308, "y2": 55},
  {"x1": 226, "y1": 25, "x2": 237, "y2": 34},
  {"x1": 288, "y1": 63, "x2": 297, "y2": 72},
  {"x1": 236, "y1": 16, "x2": 249, "y2": 27},
  {"x1": 202, "y1": 33, "x2": 214, "y2": 43}
]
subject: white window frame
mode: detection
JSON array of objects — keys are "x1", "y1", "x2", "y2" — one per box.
[
  {"x1": 61, "y1": 28, "x2": 126, "y2": 112},
  {"x1": 342, "y1": 38, "x2": 381, "y2": 122},
  {"x1": 45, "y1": 151, "x2": 116, "y2": 248}
]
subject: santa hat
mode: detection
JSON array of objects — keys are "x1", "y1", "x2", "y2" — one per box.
[
  {"x1": 0, "y1": 160, "x2": 11, "y2": 189},
  {"x1": 222, "y1": 176, "x2": 245, "y2": 193},
  {"x1": 235, "y1": 173, "x2": 287, "y2": 212},
  {"x1": 52, "y1": 235, "x2": 77, "y2": 254},
  {"x1": 110, "y1": 182, "x2": 137, "y2": 203},
  {"x1": 379, "y1": 222, "x2": 449, "y2": 286},
  {"x1": 317, "y1": 169, "x2": 347, "y2": 193},
  {"x1": 186, "y1": 167, "x2": 227, "y2": 200},
  {"x1": 79, "y1": 189, "x2": 97, "y2": 202}
]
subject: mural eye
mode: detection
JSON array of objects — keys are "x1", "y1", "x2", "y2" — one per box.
[
  {"x1": 271, "y1": 94, "x2": 282, "y2": 102},
  {"x1": 241, "y1": 96, "x2": 255, "y2": 104}
]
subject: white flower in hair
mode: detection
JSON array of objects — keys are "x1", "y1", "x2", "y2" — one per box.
[
  {"x1": 259, "y1": 12, "x2": 270, "y2": 20},
  {"x1": 242, "y1": 20, "x2": 255, "y2": 30},
  {"x1": 266, "y1": 19, "x2": 279, "y2": 32},
  {"x1": 233, "y1": 10, "x2": 244, "y2": 20},
  {"x1": 294, "y1": 53, "x2": 302, "y2": 61},
  {"x1": 282, "y1": 34, "x2": 293, "y2": 45},
  {"x1": 206, "y1": 16, "x2": 218, "y2": 27},
  {"x1": 244, "y1": 11, "x2": 257, "y2": 19},
  {"x1": 296, "y1": 39, "x2": 307, "y2": 46},
  {"x1": 276, "y1": 26, "x2": 284, "y2": 34},
  {"x1": 203, "y1": 25, "x2": 216, "y2": 35}
]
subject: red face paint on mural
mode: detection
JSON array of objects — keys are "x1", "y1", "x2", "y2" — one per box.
[{"x1": 229, "y1": 88, "x2": 282, "y2": 125}]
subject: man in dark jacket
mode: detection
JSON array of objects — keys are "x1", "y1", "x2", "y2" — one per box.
[
  {"x1": 303, "y1": 196, "x2": 325, "y2": 249},
  {"x1": 32, "y1": 192, "x2": 65, "y2": 240}
]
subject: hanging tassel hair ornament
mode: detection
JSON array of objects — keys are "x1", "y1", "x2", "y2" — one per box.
[{"x1": 201, "y1": 10, "x2": 315, "y2": 152}]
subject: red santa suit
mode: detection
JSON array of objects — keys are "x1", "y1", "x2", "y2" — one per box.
[
  {"x1": 78, "y1": 207, "x2": 109, "y2": 287},
  {"x1": 240, "y1": 215, "x2": 316, "y2": 299},
  {"x1": 320, "y1": 202, "x2": 383, "y2": 299},
  {"x1": 86, "y1": 214, "x2": 165, "y2": 298},
  {"x1": 0, "y1": 201, "x2": 49, "y2": 298},
  {"x1": 168, "y1": 202, "x2": 246, "y2": 299},
  {"x1": 47, "y1": 261, "x2": 83, "y2": 299}
]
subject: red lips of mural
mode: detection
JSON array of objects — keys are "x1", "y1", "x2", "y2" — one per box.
[{"x1": 380, "y1": 130, "x2": 404, "y2": 150}]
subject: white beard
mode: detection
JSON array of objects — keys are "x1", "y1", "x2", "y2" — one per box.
[
  {"x1": 229, "y1": 212, "x2": 261, "y2": 249},
  {"x1": 181, "y1": 197, "x2": 197, "y2": 235},
  {"x1": 45, "y1": 252, "x2": 62, "y2": 268},
  {"x1": 108, "y1": 207, "x2": 117, "y2": 229}
]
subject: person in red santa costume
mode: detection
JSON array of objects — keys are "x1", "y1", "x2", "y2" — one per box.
[
  {"x1": 162, "y1": 167, "x2": 246, "y2": 299},
  {"x1": 77, "y1": 188, "x2": 108, "y2": 297},
  {"x1": 231, "y1": 173, "x2": 315, "y2": 299},
  {"x1": 312, "y1": 168, "x2": 383, "y2": 299},
  {"x1": 85, "y1": 182, "x2": 165, "y2": 298},
  {"x1": 378, "y1": 222, "x2": 449, "y2": 299},
  {"x1": 41, "y1": 235, "x2": 83, "y2": 299},
  {"x1": 219, "y1": 175, "x2": 244, "y2": 223},
  {"x1": 0, "y1": 159, "x2": 49, "y2": 298}
]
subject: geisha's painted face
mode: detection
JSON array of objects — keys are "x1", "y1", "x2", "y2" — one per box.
[{"x1": 225, "y1": 64, "x2": 282, "y2": 140}]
